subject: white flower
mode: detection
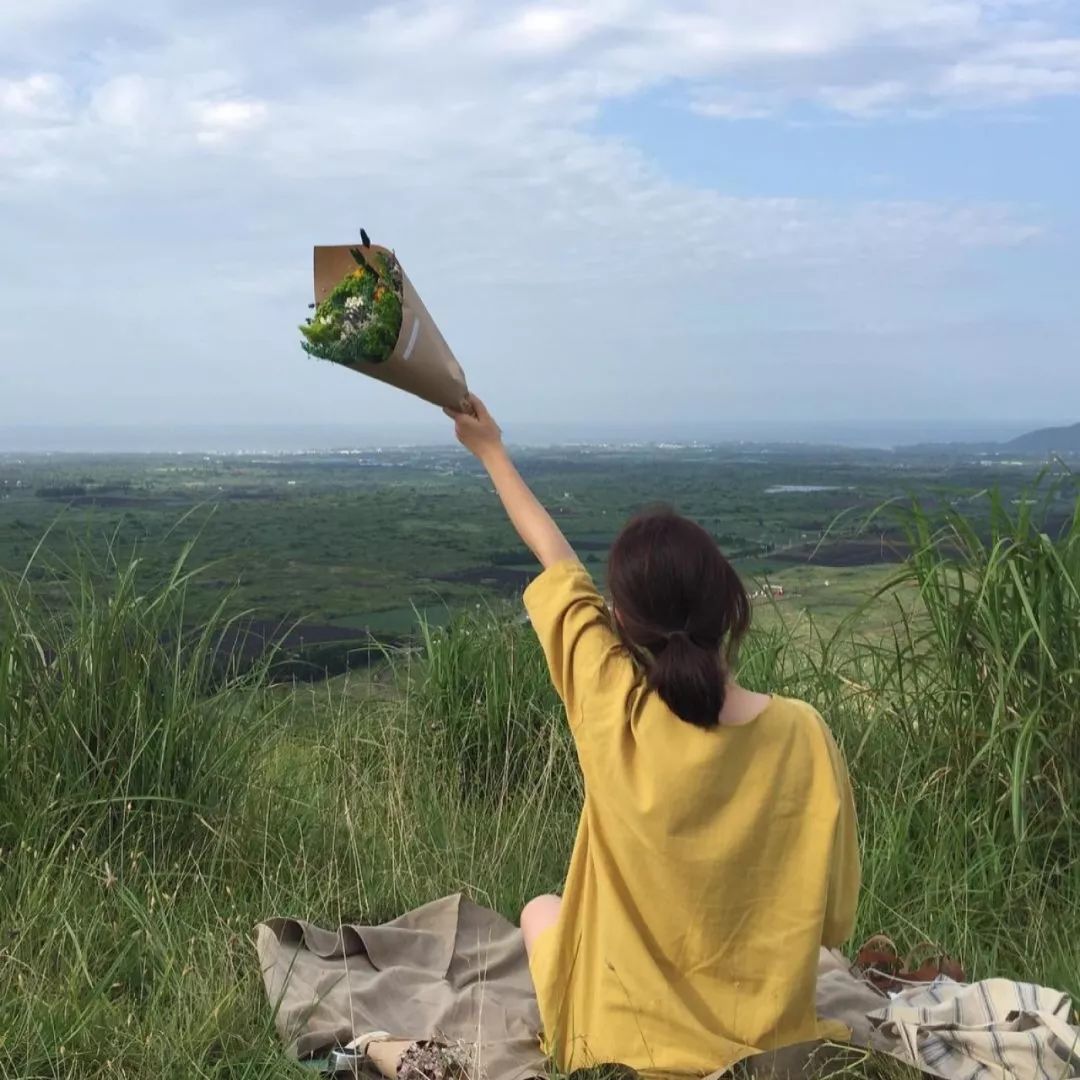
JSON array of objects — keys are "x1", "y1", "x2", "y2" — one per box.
[{"x1": 344, "y1": 296, "x2": 365, "y2": 313}]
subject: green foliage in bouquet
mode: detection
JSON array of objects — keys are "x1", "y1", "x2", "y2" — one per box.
[{"x1": 300, "y1": 247, "x2": 404, "y2": 366}]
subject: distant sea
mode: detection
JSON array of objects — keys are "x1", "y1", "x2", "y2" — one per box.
[{"x1": 0, "y1": 419, "x2": 1059, "y2": 454}]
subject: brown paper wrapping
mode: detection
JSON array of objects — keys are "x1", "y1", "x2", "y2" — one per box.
[{"x1": 312, "y1": 244, "x2": 470, "y2": 412}]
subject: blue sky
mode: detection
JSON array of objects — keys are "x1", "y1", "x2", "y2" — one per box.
[{"x1": 1, "y1": 1, "x2": 1078, "y2": 445}]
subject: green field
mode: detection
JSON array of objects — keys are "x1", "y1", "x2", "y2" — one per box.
[
  {"x1": 1, "y1": 443, "x2": 1064, "y2": 645},
  {"x1": 1, "y1": 445, "x2": 1077, "y2": 1078}
]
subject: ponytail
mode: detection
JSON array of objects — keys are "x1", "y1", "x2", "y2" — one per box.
[
  {"x1": 608, "y1": 507, "x2": 752, "y2": 730},
  {"x1": 647, "y1": 630, "x2": 726, "y2": 730}
]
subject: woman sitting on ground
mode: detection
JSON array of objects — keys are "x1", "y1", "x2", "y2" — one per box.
[{"x1": 446, "y1": 397, "x2": 861, "y2": 1076}]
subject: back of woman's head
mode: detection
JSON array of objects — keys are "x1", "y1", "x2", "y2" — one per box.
[{"x1": 608, "y1": 507, "x2": 751, "y2": 729}]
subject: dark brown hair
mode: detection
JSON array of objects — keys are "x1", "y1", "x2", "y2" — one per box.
[{"x1": 607, "y1": 507, "x2": 752, "y2": 729}]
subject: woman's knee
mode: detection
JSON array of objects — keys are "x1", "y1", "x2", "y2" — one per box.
[{"x1": 520, "y1": 893, "x2": 561, "y2": 955}]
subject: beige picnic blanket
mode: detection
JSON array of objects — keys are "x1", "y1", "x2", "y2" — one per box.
[
  {"x1": 255, "y1": 893, "x2": 1080, "y2": 1080},
  {"x1": 257, "y1": 894, "x2": 541, "y2": 1080}
]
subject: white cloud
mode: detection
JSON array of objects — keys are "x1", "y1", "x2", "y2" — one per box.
[
  {"x1": 0, "y1": 5, "x2": 1051, "y2": 275},
  {"x1": 541, "y1": 2, "x2": 1080, "y2": 117},
  {"x1": 495, "y1": 5, "x2": 606, "y2": 53},
  {"x1": 192, "y1": 99, "x2": 267, "y2": 144},
  {"x1": 0, "y1": 73, "x2": 69, "y2": 120},
  {"x1": 993, "y1": 38, "x2": 1080, "y2": 64},
  {"x1": 818, "y1": 79, "x2": 911, "y2": 114},
  {"x1": 0, "y1": 0, "x2": 1076, "y2": 429},
  {"x1": 692, "y1": 93, "x2": 779, "y2": 120},
  {"x1": 78, "y1": 74, "x2": 269, "y2": 153},
  {"x1": 939, "y1": 34, "x2": 1080, "y2": 100},
  {"x1": 91, "y1": 75, "x2": 152, "y2": 128},
  {"x1": 2, "y1": 3, "x2": 1067, "y2": 213},
  {"x1": 944, "y1": 58, "x2": 1080, "y2": 96}
]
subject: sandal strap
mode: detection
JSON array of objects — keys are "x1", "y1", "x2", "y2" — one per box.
[{"x1": 899, "y1": 941, "x2": 967, "y2": 983}]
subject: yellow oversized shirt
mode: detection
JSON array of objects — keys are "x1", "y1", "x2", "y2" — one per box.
[{"x1": 523, "y1": 561, "x2": 860, "y2": 1075}]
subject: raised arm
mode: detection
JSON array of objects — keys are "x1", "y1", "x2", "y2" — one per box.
[{"x1": 445, "y1": 396, "x2": 575, "y2": 569}]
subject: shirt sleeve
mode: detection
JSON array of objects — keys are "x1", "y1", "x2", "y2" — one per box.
[
  {"x1": 820, "y1": 722, "x2": 861, "y2": 948},
  {"x1": 522, "y1": 559, "x2": 625, "y2": 728}
]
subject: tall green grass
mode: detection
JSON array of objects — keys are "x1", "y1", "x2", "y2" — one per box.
[
  {"x1": 415, "y1": 607, "x2": 570, "y2": 794},
  {"x1": 872, "y1": 484, "x2": 1079, "y2": 851},
  {"x1": 0, "y1": 542, "x2": 274, "y2": 854},
  {"x1": 815, "y1": 482, "x2": 1078, "y2": 991},
  {"x1": 0, "y1": 487, "x2": 1077, "y2": 1078}
]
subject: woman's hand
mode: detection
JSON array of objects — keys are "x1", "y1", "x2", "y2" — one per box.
[{"x1": 444, "y1": 395, "x2": 504, "y2": 462}]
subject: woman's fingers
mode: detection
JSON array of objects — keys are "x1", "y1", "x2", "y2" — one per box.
[
  {"x1": 445, "y1": 398, "x2": 483, "y2": 420},
  {"x1": 444, "y1": 396, "x2": 496, "y2": 449}
]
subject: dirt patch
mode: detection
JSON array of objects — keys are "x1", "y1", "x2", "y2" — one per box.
[
  {"x1": 213, "y1": 618, "x2": 401, "y2": 682},
  {"x1": 216, "y1": 618, "x2": 378, "y2": 660},
  {"x1": 432, "y1": 566, "x2": 537, "y2": 592},
  {"x1": 224, "y1": 490, "x2": 281, "y2": 501},
  {"x1": 52, "y1": 494, "x2": 191, "y2": 510},
  {"x1": 771, "y1": 539, "x2": 910, "y2": 567}
]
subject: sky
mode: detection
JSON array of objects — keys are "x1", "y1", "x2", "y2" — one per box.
[{"x1": 2, "y1": 0, "x2": 1079, "y2": 448}]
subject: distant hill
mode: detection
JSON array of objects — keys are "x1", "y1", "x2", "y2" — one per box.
[
  {"x1": 899, "y1": 421, "x2": 1079, "y2": 457},
  {"x1": 1004, "y1": 422, "x2": 1080, "y2": 454}
]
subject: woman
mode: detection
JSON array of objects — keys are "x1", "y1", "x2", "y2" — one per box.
[{"x1": 446, "y1": 397, "x2": 860, "y2": 1075}]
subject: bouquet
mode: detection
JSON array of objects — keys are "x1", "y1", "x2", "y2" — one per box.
[
  {"x1": 301, "y1": 233, "x2": 470, "y2": 412},
  {"x1": 301, "y1": 243, "x2": 404, "y2": 366}
]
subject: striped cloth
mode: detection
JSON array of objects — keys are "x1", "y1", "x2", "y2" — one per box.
[{"x1": 866, "y1": 976, "x2": 1080, "y2": 1080}]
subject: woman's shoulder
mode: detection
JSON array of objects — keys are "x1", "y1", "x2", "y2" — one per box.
[
  {"x1": 765, "y1": 693, "x2": 823, "y2": 720},
  {"x1": 756, "y1": 694, "x2": 835, "y2": 739},
  {"x1": 763, "y1": 694, "x2": 848, "y2": 767}
]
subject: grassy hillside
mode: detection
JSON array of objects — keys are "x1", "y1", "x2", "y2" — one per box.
[{"x1": 1, "y1": 489, "x2": 1077, "y2": 1079}]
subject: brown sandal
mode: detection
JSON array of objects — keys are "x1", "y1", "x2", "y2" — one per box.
[
  {"x1": 898, "y1": 941, "x2": 967, "y2": 985},
  {"x1": 854, "y1": 934, "x2": 902, "y2": 993}
]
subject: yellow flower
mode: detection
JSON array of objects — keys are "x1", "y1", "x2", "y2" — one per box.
[{"x1": 351, "y1": 268, "x2": 366, "y2": 279}]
